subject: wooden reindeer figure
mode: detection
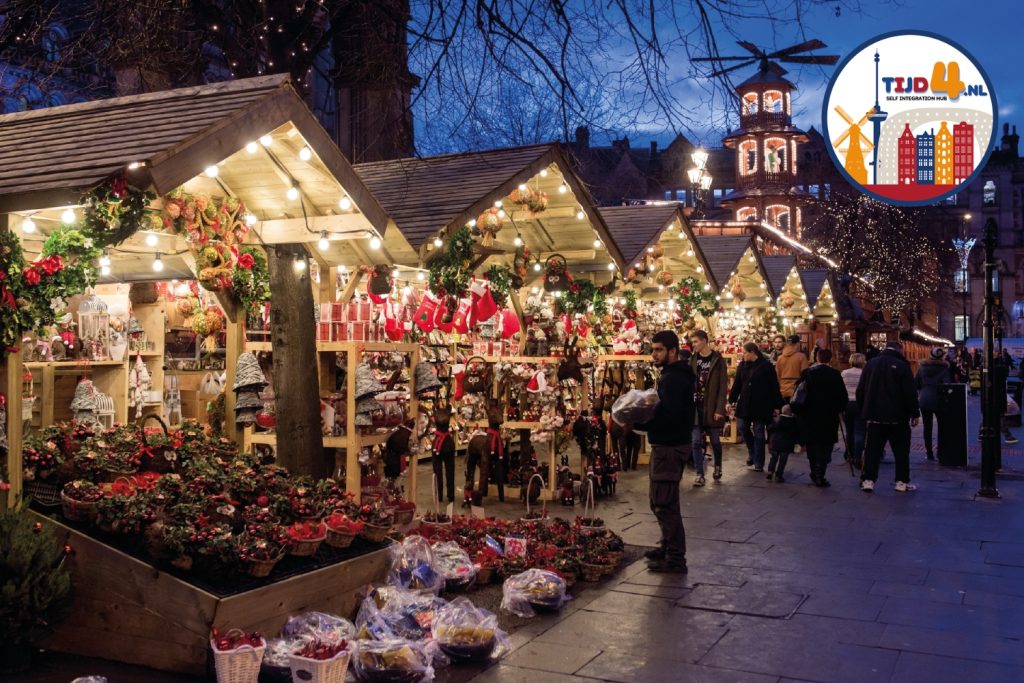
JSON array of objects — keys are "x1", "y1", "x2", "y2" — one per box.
[
  {"x1": 427, "y1": 404, "x2": 457, "y2": 504},
  {"x1": 465, "y1": 401, "x2": 506, "y2": 506}
]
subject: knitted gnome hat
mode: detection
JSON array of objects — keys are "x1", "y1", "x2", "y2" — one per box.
[
  {"x1": 355, "y1": 396, "x2": 383, "y2": 415},
  {"x1": 234, "y1": 390, "x2": 264, "y2": 410},
  {"x1": 70, "y1": 378, "x2": 99, "y2": 411},
  {"x1": 233, "y1": 352, "x2": 268, "y2": 391},
  {"x1": 354, "y1": 363, "x2": 385, "y2": 400},
  {"x1": 413, "y1": 361, "x2": 443, "y2": 396}
]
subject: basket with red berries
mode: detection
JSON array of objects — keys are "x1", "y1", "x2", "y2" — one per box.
[
  {"x1": 323, "y1": 511, "x2": 364, "y2": 549},
  {"x1": 289, "y1": 638, "x2": 351, "y2": 683},
  {"x1": 210, "y1": 627, "x2": 265, "y2": 683},
  {"x1": 286, "y1": 520, "x2": 327, "y2": 557}
]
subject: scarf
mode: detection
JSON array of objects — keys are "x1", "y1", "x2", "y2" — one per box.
[
  {"x1": 432, "y1": 430, "x2": 450, "y2": 455},
  {"x1": 487, "y1": 427, "x2": 504, "y2": 460}
]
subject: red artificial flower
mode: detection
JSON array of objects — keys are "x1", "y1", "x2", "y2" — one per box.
[
  {"x1": 1, "y1": 289, "x2": 15, "y2": 308},
  {"x1": 40, "y1": 255, "x2": 62, "y2": 275},
  {"x1": 23, "y1": 267, "x2": 41, "y2": 286},
  {"x1": 237, "y1": 252, "x2": 254, "y2": 269},
  {"x1": 110, "y1": 175, "x2": 127, "y2": 199}
]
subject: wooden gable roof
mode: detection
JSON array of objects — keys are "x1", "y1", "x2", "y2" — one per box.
[
  {"x1": 695, "y1": 235, "x2": 753, "y2": 291},
  {"x1": 799, "y1": 269, "x2": 830, "y2": 309},
  {"x1": 761, "y1": 255, "x2": 797, "y2": 298},
  {"x1": 599, "y1": 204, "x2": 678, "y2": 269}
]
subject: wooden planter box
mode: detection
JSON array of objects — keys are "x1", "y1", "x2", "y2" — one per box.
[{"x1": 33, "y1": 512, "x2": 388, "y2": 675}]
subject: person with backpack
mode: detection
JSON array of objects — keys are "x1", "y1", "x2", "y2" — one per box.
[
  {"x1": 857, "y1": 340, "x2": 921, "y2": 493},
  {"x1": 793, "y1": 348, "x2": 848, "y2": 487},
  {"x1": 776, "y1": 334, "x2": 809, "y2": 401},
  {"x1": 727, "y1": 342, "x2": 784, "y2": 472}
]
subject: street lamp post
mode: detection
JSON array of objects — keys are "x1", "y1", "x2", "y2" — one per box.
[
  {"x1": 688, "y1": 149, "x2": 713, "y2": 219},
  {"x1": 979, "y1": 216, "x2": 1000, "y2": 498},
  {"x1": 953, "y1": 212, "x2": 974, "y2": 344}
]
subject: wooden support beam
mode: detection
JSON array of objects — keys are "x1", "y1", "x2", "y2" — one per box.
[
  {"x1": 254, "y1": 214, "x2": 374, "y2": 244},
  {"x1": 4, "y1": 350, "x2": 23, "y2": 507},
  {"x1": 338, "y1": 270, "x2": 364, "y2": 305},
  {"x1": 223, "y1": 318, "x2": 245, "y2": 444}
]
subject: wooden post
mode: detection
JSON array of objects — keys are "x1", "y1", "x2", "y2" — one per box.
[
  {"x1": 5, "y1": 351, "x2": 23, "y2": 507},
  {"x1": 408, "y1": 344, "x2": 419, "y2": 504},
  {"x1": 224, "y1": 318, "x2": 244, "y2": 444},
  {"x1": 40, "y1": 363, "x2": 55, "y2": 427},
  {"x1": 345, "y1": 347, "x2": 359, "y2": 497}
]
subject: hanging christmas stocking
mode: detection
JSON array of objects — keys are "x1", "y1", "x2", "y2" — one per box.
[
  {"x1": 452, "y1": 363, "x2": 466, "y2": 401},
  {"x1": 452, "y1": 298, "x2": 473, "y2": 334},
  {"x1": 365, "y1": 276, "x2": 388, "y2": 306},
  {"x1": 435, "y1": 297, "x2": 454, "y2": 333},
  {"x1": 471, "y1": 279, "x2": 498, "y2": 322},
  {"x1": 413, "y1": 293, "x2": 438, "y2": 333},
  {"x1": 500, "y1": 308, "x2": 521, "y2": 339},
  {"x1": 526, "y1": 369, "x2": 547, "y2": 393}
]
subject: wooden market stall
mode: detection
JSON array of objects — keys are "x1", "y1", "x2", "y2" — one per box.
[{"x1": 0, "y1": 75, "x2": 404, "y2": 674}]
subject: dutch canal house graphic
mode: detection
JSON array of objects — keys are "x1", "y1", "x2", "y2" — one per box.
[{"x1": 831, "y1": 47, "x2": 990, "y2": 199}]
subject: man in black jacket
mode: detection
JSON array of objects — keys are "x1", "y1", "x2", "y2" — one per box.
[
  {"x1": 856, "y1": 340, "x2": 920, "y2": 492},
  {"x1": 635, "y1": 330, "x2": 695, "y2": 573},
  {"x1": 795, "y1": 349, "x2": 849, "y2": 487},
  {"x1": 728, "y1": 342, "x2": 784, "y2": 472}
]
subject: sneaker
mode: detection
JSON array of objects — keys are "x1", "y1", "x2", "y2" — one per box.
[
  {"x1": 753, "y1": 467, "x2": 764, "y2": 473},
  {"x1": 693, "y1": 475, "x2": 706, "y2": 487},
  {"x1": 713, "y1": 466, "x2": 723, "y2": 481},
  {"x1": 773, "y1": 474, "x2": 785, "y2": 483},
  {"x1": 860, "y1": 479, "x2": 875, "y2": 492},
  {"x1": 746, "y1": 459, "x2": 753, "y2": 466},
  {"x1": 895, "y1": 481, "x2": 918, "y2": 492},
  {"x1": 766, "y1": 472, "x2": 774, "y2": 480},
  {"x1": 648, "y1": 560, "x2": 688, "y2": 574},
  {"x1": 644, "y1": 547, "x2": 665, "y2": 561},
  {"x1": 1006, "y1": 435, "x2": 1019, "y2": 445}
]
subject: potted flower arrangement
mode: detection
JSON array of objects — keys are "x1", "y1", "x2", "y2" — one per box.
[
  {"x1": 358, "y1": 503, "x2": 394, "y2": 543},
  {"x1": 575, "y1": 514, "x2": 605, "y2": 535},
  {"x1": 22, "y1": 435, "x2": 63, "y2": 482},
  {"x1": 235, "y1": 524, "x2": 289, "y2": 577},
  {"x1": 552, "y1": 556, "x2": 580, "y2": 588},
  {"x1": 421, "y1": 509, "x2": 452, "y2": 531},
  {"x1": 60, "y1": 480, "x2": 104, "y2": 522},
  {"x1": 188, "y1": 522, "x2": 237, "y2": 576},
  {"x1": 473, "y1": 548, "x2": 501, "y2": 584},
  {"x1": 324, "y1": 511, "x2": 364, "y2": 548},
  {"x1": 286, "y1": 520, "x2": 327, "y2": 557},
  {"x1": 390, "y1": 498, "x2": 416, "y2": 526},
  {"x1": 287, "y1": 482, "x2": 323, "y2": 521},
  {"x1": 95, "y1": 492, "x2": 157, "y2": 538}
]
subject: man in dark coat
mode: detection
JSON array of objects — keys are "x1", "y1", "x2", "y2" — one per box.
[
  {"x1": 915, "y1": 347, "x2": 951, "y2": 460},
  {"x1": 728, "y1": 342, "x2": 783, "y2": 472},
  {"x1": 857, "y1": 340, "x2": 920, "y2": 492},
  {"x1": 794, "y1": 348, "x2": 848, "y2": 487},
  {"x1": 689, "y1": 329, "x2": 729, "y2": 485},
  {"x1": 634, "y1": 330, "x2": 695, "y2": 574}
]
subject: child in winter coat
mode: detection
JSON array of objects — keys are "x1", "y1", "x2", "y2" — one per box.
[{"x1": 767, "y1": 404, "x2": 800, "y2": 483}]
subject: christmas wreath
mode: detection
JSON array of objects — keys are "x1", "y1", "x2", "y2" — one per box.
[
  {"x1": 231, "y1": 245, "x2": 270, "y2": 322},
  {"x1": 483, "y1": 264, "x2": 520, "y2": 308},
  {"x1": 427, "y1": 226, "x2": 475, "y2": 300},
  {"x1": 81, "y1": 173, "x2": 159, "y2": 247},
  {"x1": 670, "y1": 276, "x2": 718, "y2": 320}
]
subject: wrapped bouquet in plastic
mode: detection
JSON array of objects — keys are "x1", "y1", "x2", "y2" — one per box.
[
  {"x1": 432, "y1": 597, "x2": 510, "y2": 662},
  {"x1": 431, "y1": 541, "x2": 477, "y2": 592},
  {"x1": 500, "y1": 568, "x2": 570, "y2": 618},
  {"x1": 281, "y1": 611, "x2": 357, "y2": 642},
  {"x1": 356, "y1": 587, "x2": 448, "y2": 641},
  {"x1": 611, "y1": 388, "x2": 659, "y2": 426},
  {"x1": 388, "y1": 536, "x2": 444, "y2": 594},
  {"x1": 353, "y1": 638, "x2": 435, "y2": 683}
]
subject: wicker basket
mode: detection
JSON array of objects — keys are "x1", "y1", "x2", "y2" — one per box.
[
  {"x1": 289, "y1": 531, "x2": 326, "y2": 557},
  {"x1": 361, "y1": 522, "x2": 391, "y2": 544},
  {"x1": 476, "y1": 566, "x2": 496, "y2": 584},
  {"x1": 211, "y1": 635, "x2": 265, "y2": 683},
  {"x1": 289, "y1": 648, "x2": 350, "y2": 683},
  {"x1": 562, "y1": 571, "x2": 578, "y2": 589},
  {"x1": 325, "y1": 526, "x2": 358, "y2": 549},
  {"x1": 245, "y1": 553, "x2": 284, "y2": 578},
  {"x1": 360, "y1": 485, "x2": 386, "y2": 505},
  {"x1": 130, "y1": 282, "x2": 160, "y2": 305},
  {"x1": 581, "y1": 563, "x2": 605, "y2": 582},
  {"x1": 61, "y1": 492, "x2": 99, "y2": 522},
  {"x1": 138, "y1": 414, "x2": 176, "y2": 473},
  {"x1": 23, "y1": 479, "x2": 62, "y2": 508},
  {"x1": 393, "y1": 506, "x2": 415, "y2": 526}
]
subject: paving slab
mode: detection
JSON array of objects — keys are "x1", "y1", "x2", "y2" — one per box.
[
  {"x1": 890, "y1": 651, "x2": 1024, "y2": 683},
  {"x1": 675, "y1": 584, "x2": 806, "y2": 618},
  {"x1": 502, "y1": 641, "x2": 603, "y2": 675},
  {"x1": 878, "y1": 595, "x2": 1024, "y2": 638},
  {"x1": 576, "y1": 650, "x2": 778, "y2": 683}
]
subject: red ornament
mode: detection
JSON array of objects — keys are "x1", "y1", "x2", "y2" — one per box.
[{"x1": 32, "y1": 522, "x2": 42, "y2": 533}]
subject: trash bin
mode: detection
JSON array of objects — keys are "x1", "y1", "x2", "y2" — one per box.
[{"x1": 937, "y1": 383, "x2": 968, "y2": 467}]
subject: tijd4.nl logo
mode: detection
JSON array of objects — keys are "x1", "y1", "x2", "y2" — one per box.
[{"x1": 822, "y1": 30, "x2": 997, "y2": 206}]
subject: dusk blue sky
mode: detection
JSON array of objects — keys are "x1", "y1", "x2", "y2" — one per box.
[{"x1": 631, "y1": 0, "x2": 1021, "y2": 149}]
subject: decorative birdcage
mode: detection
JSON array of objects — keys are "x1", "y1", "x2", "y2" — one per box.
[{"x1": 77, "y1": 292, "x2": 111, "y2": 360}]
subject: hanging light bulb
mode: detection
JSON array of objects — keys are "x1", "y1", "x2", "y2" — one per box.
[
  {"x1": 369, "y1": 235, "x2": 382, "y2": 250},
  {"x1": 513, "y1": 235, "x2": 523, "y2": 247},
  {"x1": 145, "y1": 233, "x2": 158, "y2": 247},
  {"x1": 493, "y1": 200, "x2": 502, "y2": 208},
  {"x1": 286, "y1": 185, "x2": 299, "y2": 201},
  {"x1": 299, "y1": 146, "x2": 312, "y2": 161},
  {"x1": 152, "y1": 253, "x2": 164, "y2": 272},
  {"x1": 703, "y1": 283, "x2": 710, "y2": 291},
  {"x1": 245, "y1": 213, "x2": 257, "y2": 225},
  {"x1": 61, "y1": 208, "x2": 76, "y2": 224},
  {"x1": 100, "y1": 264, "x2": 111, "y2": 276},
  {"x1": 402, "y1": 285, "x2": 412, "y2": 296},
  {"x1": 593, "y1": 238, "x2": 602, "y2": 248},
  {"x1": 391, "y1": 268, "x2": 399, "y2": 278},
  {"x1": 318, "y1": 231, "x2": 329, "y2": 250},
  {"x1": 531, "y1": 286, "x2": 539, "y2": 294},
  {"x1": 497, "y1": 209, "x2": 506, "y2": 218},
  {"x1": 686, "y1": 249, "x2": 694, "y2": 257},
  {"x1": 293, "y1": 255, "x2": 306, "y2": 272},
  {"x1": 552, "y1": 290, "x2": 562, "y2": 298},
  {"x1": 558, "y1": 183, "x2": 567, "y2": 194},
  {"x1": 339, "y1": 264, "x2": 347, "y2": 272},
  {"x1": 260, "y1": 135, "x2": 273, "y2": 147},
  {"x1": 533, "y1": 262, "x2": 542, "y2": 272},
  {"x1": 246, "y1": 141, "x2": 258, "y2": 154},
  {"x1": 22, "y1": 217, "x2": 35, "y2": 233},
  {"x1": 416, "y1": 271, "x2": 425, "y2": 281},
  {"x1": 576, "y1": 209, "x2": 585, "y2": 220},
  {"x1": 99, "y1": 249, "x2": 111, "y2": 267},
  {"x1": 606, "y1": 262, "x2": 615, "y2": 271},
  {"x1": 433, "y1": 237, "x2": 443, "y2": 248},
  {"x1": 695, "y1": 265, "x2": 703, "y2": 273},
  {"x1": 204, "y1": 165, "x2": 219, "y2": 178},
  {"x1": 338, "y1": 196, "x2": 352, "y2": 211},
  {"x1": 518, "y1": 183, "x2": 527, "y2": 191},
  {"x1": 648, "y1": 263, "x2": 655, "y2": 272},
  {"x1": 658, "y1": 284, "x2": 664, "y2": 291},
  {"x1": 540, "y1": 169, "x2": 548, "y2": 177}
]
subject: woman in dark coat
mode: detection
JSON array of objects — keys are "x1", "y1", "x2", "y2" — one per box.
[
  {"x1": 915, "y1": 347, "x2": 951, "y2": 460},
  {"x1": 794, "y1": 348, "x2": 848, "y2": 487},
  {"x1": 727, "y1": 342, "x2": 784, "y2": 472}
]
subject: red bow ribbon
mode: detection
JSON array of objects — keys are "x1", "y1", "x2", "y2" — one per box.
[
  {"x1": 432, "y1": 430, "x2": 450, "y2": 454},
  {"x1": 487, "y1": 428, "x2": 504, "y2": 460}
]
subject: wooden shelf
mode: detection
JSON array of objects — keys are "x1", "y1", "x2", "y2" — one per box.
[
  {"x1": 480, "y1": 356, "x2": 562, "y2": 364},
  {"x1": 246, "y1": 431, "x2": 394, "y2": 447},
  {"x1": 316, "y1": 341, "x2": 420, "y2": 353},
  {"x1": 467, "y1": 420, "x2": 541, "y2": 429},
  {"x1": 597, "y1": 354, "x2": 651, "y2": 362},
  {"x1": 245, "y1": 341, "x2": 272, "y2": 352},
  {"x1": 24, "y1": 360, "x2": 127, "y2": 369}
]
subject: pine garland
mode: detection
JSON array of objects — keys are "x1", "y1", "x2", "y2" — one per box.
[
  {"x1": 80, "y1": 173, "x2": 159, "y2": 247},
  {"x1": 669, "y1": 276, "x2": 718, "y2": 320},
  {"x1": 427, "y1": 226, "x2": 475, "y2": 298}
]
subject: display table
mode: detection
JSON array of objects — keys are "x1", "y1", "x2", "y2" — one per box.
[{"x1": 33, "y1": 511, "x2": 389, "y2": 675}]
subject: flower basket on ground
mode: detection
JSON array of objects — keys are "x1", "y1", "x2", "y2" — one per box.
[
  {"x1": 289, "y1": 639, "x2": 351, "y2": 683},
  {"x1": 286, "y1": 520, "x2": 326, "y2": 557},
  {"x1": 421, "y1": 510, "x2": 452, "y2": 532},
  {"x1": 324, "y1": 512, "x2": 363, "y2": 548},
  {"x1": 61, "y1": 480, "x2": 103, "y2": 522},
  {"x1": 391, "y1": 499, "x2": 416, "y2": 526},
  {"x1": 210, "y1": 628, "x2": 265, "y2": 683}
]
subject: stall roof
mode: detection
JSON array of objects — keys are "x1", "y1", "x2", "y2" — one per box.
[
  {"x1": 599, "y1": 204, "x2": 678, "y2": 269},
  {"x1": 695, "y1": 235, "x2": 758, "y2": 291},
  {"x1": 354, "y1": 144, "x2": 626, "y2": 270},
  {"x1": 799, "y1": 269, "x2": 830, "y2": 309},
  {"x1": 761, "y1": 255, "x2": 797, "y2": 296}
]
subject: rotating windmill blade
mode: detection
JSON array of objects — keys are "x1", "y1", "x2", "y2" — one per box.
[{"x1": 693, "y1": 38, "x2": 838, "y2": 78}]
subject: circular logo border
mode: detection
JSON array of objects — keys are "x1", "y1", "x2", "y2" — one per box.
[{"x1": 821, "y1": 29, "x2": 998, "y2": 207}]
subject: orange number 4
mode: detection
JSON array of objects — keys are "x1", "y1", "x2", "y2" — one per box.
[{"x1": 931, "y1": 61, "x2": 966, "y2": 99}]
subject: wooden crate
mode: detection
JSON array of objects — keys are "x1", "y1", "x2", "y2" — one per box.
[{"x1": 34, "y1": 512, "x2": 389, "y2": 675}]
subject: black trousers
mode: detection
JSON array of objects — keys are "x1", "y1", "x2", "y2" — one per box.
[
  {"x1": 649, "y1": 445, "x2": 687, "y2": 565},
  {"x1": 804, "y1": 439, "x2": 835, "y2": 483},
  {"x1": 623, "y1": 432, "x2": 641, "y2": 470},
  {"x1": 432, "y1": 450, "x2": 455, "y2": 502},
  {"x1": 862, "y1": 422, "x2": 912, "y2": 484},
  {"x1": 921, "y1": 409, "x2": 937, "y2": 456}
]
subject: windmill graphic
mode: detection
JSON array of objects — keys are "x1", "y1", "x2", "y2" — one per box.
[{"x1": 831, "y1": 106, "x2": 874, "y2": 185}]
